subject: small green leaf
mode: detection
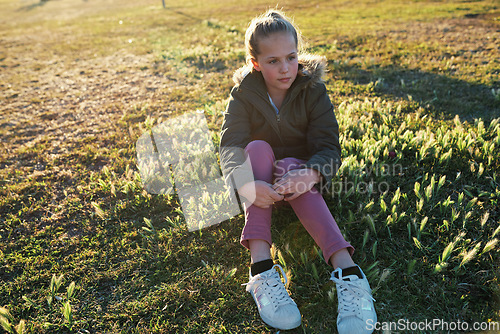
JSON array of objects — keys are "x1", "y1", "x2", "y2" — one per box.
[
  {"x1": 362, "y1": 229, "x2": 370, "y2": 250},
  {"x1": 414, "y1": 182, "x2": 421, "y2": 199},
  {"x1": 407, "y1": 259, "x2": 417, "y2": 274},
  {"x1": 380, "y1": 198, "x2": 387, "y2": 213},
  {"x1": 416, "y1": 198, "x2": 424, "y2": 213},
  {"x1": 492, "y1": 225, "x2": 500, "y2": 239},
  {"x1": 67, "y1": 282, "x2": 76, "y2": 300},
  {"x1": 433, "y1": 262, "x2": 448, "y2": 273},
  {"x1": 0, "y1": 307, "x2": 13, "y2": 322},
  {"x1": 441, "y1": 241, "x2": 455, "y2": 262},
  {"x1": 425, "y1": 184, "x2": 433, "y2": 201},
  {"x1": 460, "y1": 243, "x2": 481, "y2": 267},
  {"x1": 413, "y1": 237, "x2": 423, "y2": 250},
  {"x1": 466, "y1": 197, "x2": 478, "y2": 210},
  {"x1": 420, "y1": 216, "x2": 428, "y2": 232},
  {"x1": 15, "y1": 320, "x2": 26, "y2": 334},
  {"x1": 311, "y1": 263, "x2": 319, "y2": 280},
  {"x1": 62, "y1": 301, "x2": 72, "y2": 324},
  {"x1": 481, "y1": 239, "x2": 498, "y2": 255},
  {"x1": 391, "y1": 187, "x2": 401, "y2": 206},
  {"x1": 0, "y1": 315, "x2": 13, "y2": 334},
  {"x1": 224, "y1": 268, "x2": 237, "y2": 281},
  {"x1": 480, "y1": 212, "x2": 489, "y2": 227},
  {"x1": 372, "y1": 241, "x2": 378, "y2": 258},
  {"x1": 437, "y1": 175, "x2": 446, "y2": 192},
  {"x1": 364, "y1": 215, "x2": 376, "y2": 234}
]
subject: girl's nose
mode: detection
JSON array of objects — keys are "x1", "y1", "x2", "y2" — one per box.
[{"x1": 280, "y1": 63, "x2": 288, "y2": 73}]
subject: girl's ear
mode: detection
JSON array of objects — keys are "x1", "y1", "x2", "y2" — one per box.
[{"x1": 251, "y1": 58, "x2": 261, "y2": 72}]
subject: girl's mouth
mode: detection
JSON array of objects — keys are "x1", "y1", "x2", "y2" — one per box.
[{"x1": 279, "y1": 78, "x2": 291, "y2": 83}]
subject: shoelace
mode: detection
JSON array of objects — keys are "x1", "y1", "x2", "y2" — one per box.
[
  {"x1": 331, "y1": 274, "x2": 375, "y2": 318},
  {"x1": 243, "y1": 264, "x2": 292, "y2": 307}
]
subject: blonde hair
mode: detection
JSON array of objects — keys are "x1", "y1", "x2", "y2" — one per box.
[{"x1": 244, "y1": 9, "x2": 303, "y2": 65}]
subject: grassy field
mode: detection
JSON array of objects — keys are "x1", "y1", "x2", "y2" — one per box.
[{"x1": 1, "y1": 0, "x2": 499, "y2": 333}]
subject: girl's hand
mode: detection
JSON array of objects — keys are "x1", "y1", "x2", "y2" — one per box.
[
  {"x1": 272, "y1": 168, "x2": 321, "y2": 201},
  {"x1": 238, "y1": 180, "x2": 284, "y2": 208}
]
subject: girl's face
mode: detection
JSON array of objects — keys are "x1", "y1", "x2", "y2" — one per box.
[{"x1": 251, "y1": 32, "x2": 299, "y2": 98}]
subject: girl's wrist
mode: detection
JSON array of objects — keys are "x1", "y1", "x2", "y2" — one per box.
[{"x1": 308, "y1": 168, "x2": 321, "y2": 183}]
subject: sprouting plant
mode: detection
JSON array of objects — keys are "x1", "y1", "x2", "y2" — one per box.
[
  {"x1": 413, "y1": 237, "x2": 423, "y2": 251},
  {"x1": 141, "y1": 217, "x2": 158, "y2": 241},
  {"x1": 434, "y1": 232, "x2": 466, "y2": 273},
  {"x1": 277, "y1": 249, "x2": 287, "y2": 271},
  {"x1": 492, "y1": 88, "x2": 500, "y2": 102},
  {"x1": 0, "y1": 307, "x2": 25, "y2": 334},
  {"x1": 407, "y1": 259, "x2": 417, "y2": 275},
  {"x1": 61, "y1": 301, "x2": 73, "y2": 328},
  {"x1": 414, "y1": 182, "x2": 421, "y2": 199},
  {"x1": 372, "y1": 240, "x2": 378, "y2": 258},
  {"x1": 362, "y1": 229, "x2": 370, "y2": 250},
  {"x1": 373, "y1": 268, "x2": 392, "y2": 293},
  {"x1": 480, "y1": 211, "x2": 489, "y2": 227},
  {"x1": 436, "y1": 175, "x2": 446, "y2": 193},
  {"x1": 481, "y1": 239, "x2": 498, "y2": 256},
  {"x1": 439, "y1": 148, "x2": 453, "y2": 165},
  {"x1": 364, "y1": 214, "x2": 376, "y2": 234},
  {"x1": 424, "y1": 175, "x2": 435, "y2": 202},
  {"x1": 417, "y1": 216, "x2": 428, "y2": 240},
  {"x1": 48, "y1": 275, "x2": 77, "y2": 329},
  {"x1": 416, "y1": 198, "x2": 424, "y2": 213},
  {"x1": 457, "y1": 242, "x2": 482, "y2": 269},
  {"x1": 310, "y1": 262, "x2": 319, "y2": 281},
  {"x1": 440, "y1": 241, "x2": 455, "y2": 264},
  {"x1": 48, "y1": 274, "x2": 64, "y2": 308},
  {"x1": 379, "y1": 198, "x2": 387, "y2": 213},
  {"x1": 391, "y1": 187, "x2": 401, "y2": 206}
]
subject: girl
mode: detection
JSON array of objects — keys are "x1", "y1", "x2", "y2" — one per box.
[{"x1": 219, "y1": 10, "x2": 376, "y2": 333}]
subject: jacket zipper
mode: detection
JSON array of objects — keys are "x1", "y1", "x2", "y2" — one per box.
[
  {"x1": 276, "y1": 113, "x2": 281, "y2": 136},
  {"x1": 275, "y1": 112, "x2": 285, "y2": 145}
]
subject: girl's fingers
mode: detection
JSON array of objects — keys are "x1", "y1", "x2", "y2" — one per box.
[
  {"x1": 272, "y1": 179, "x2": 290, "y2": 192},
  {"x1": 271, "y1": 193, "x2": 284, "y2": 202},
  {"x1": 271, "y1": 181, "x2": 282, "y2": 190},
  {"x1": 284, "y1": 192, "x2": 300, "y2": 201}
]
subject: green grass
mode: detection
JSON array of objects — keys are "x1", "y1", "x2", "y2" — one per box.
[{"x1": 0, "y1": 0, "x2": 499, "y2": 333}]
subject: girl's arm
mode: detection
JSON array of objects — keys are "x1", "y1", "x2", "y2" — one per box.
[
  {"x1": 303, "y1": 83, "x2": 342, "y2": 192},
  {"x1": 220, "y1": 92, "x2": 284, "y2": 207},
  {"x1": 219, "y1": 91, "x2": 254, "y2": 192}
]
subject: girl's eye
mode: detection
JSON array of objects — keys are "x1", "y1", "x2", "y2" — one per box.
[
  {"x1": 269, "y1": 59, "x2": 277, "y2": 64},
  {"x1": 288, "y1": 56, "x2": 296, "y2": 61}
]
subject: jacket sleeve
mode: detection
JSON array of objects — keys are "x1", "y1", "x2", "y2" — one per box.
[
  {"x1": 219, "y1": 87, "x2": 255, "y2": 192},
  {"x1": 302, "y1": 83, "x2": 342, "y2": 192}
]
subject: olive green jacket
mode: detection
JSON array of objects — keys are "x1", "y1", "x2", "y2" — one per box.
[{"x1": 219, "y1": 54, "x2": 341, "y2": 194}]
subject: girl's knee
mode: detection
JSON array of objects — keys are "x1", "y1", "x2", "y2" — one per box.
[{"x1": 245, "y1": 140, "x2": 272, "y2": 153}]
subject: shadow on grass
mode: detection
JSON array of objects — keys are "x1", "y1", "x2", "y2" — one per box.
[
  {"x1": 17, "y1": 0, "x2": 51, "y2": 11},
  {"x1": 331, "y1": 62, "x2": 499, "y2": 122},
  {"x1": 163, "y1": 6, "x2": 203, "y2": 23}
]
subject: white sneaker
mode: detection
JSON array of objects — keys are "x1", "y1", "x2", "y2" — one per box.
[
  {"x1": 243, "y1": 264, "x2": 301, "y2": 330},
  {"x1": 330, "y1": 266, "x2": 377, "y2": 334}
]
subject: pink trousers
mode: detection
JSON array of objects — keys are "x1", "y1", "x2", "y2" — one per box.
[{"x1": 240, "y1": 140, "x2": 354, "y2": 265}]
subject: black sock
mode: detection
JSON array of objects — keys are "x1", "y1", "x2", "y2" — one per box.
[
  {"x1": 251, "y1": 259, "x2": 274, "y2": 276},
  {"x1": 334, "y1": 265, "x2": 363, "y2": 280}
]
